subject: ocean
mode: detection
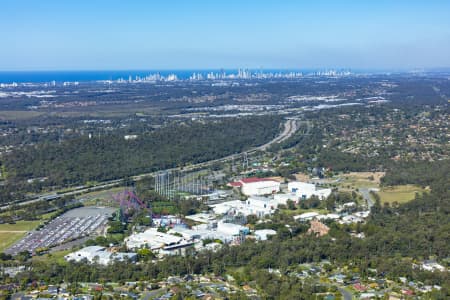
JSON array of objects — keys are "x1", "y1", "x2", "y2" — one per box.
[{"x1": 0, "y1": 69, "x2": 310, "y2": 84}]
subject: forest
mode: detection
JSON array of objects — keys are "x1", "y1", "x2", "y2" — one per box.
[{"x1": 0, "y1": 116, "x2": 281, "y2": 203}]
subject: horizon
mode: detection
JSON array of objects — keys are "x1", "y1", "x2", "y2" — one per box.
[
  {"x1": 2, "y1": 67, "x2": 449, "y2": 84},
  {"x1": 2, "y1": 1, "x2": 450, "y2": 71}
]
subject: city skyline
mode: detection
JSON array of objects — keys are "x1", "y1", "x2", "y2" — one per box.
[{"x1": 2, "y1": 0, "x2": 450, "y2": 70}]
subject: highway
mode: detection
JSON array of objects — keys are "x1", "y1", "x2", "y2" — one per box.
[{"x1": 1, "y1": 118, "x2": 300, "y2": 210}]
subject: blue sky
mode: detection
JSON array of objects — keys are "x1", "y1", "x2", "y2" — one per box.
[{"x1": 1, "y1": 0, "x2": 450, "y2": 70}]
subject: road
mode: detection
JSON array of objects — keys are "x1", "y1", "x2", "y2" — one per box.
[
  {"x1": 0, "y1": 180, "x2": 123, "y2": 210},
  {"x1": 337, "y1": 287, "x2": 353, "y2": 300},
  {"x1": 142, "y1": 288, "x2": 165, "y2": 300},
  {"x1": 258, "y1": 119, "x2": 299, "y2": 150},
  {"x1": 1, "y1": 118, "x2": 300, "y2": 210},
  {"x1": 360, "y1": 188, "x2": 374, "y2": 209}
]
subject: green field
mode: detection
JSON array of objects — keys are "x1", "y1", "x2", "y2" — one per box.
[
  {"x1": 335, "y1": 172, "x2": 384, "y2": 191},
  {"x1": 0, "y1": 220, "x2": 42, "y2": 252},
  {"x1": 0, "y1": 220, "x2": 41, "y2": 231},
  {"x1": 377, "y1": 185, "x2": 426, "y2": 204},
  {"x1": 32, "y1": 249, "x2": 72, "y2": 264},
  {"x1": 78, "y1": 186, "x2": 124, "y2": 207},
  {"x1": 0, "y1": 232, "x2": 26, "y2": 253}
]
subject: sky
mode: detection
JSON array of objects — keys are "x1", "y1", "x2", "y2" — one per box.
[{"x1": 1, "y1": 0, "x2": 450, "y2": 71}]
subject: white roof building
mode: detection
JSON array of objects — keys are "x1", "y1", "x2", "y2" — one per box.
[
  {"x1": 254, "y1": 229, "x2": 277, "y2": 241},
  {"x1": 217, "y1": 221, "x2": 248, "y2": 236},
  {"x1": 354, "y1": 211, "x2": 370, "y2": 218},
  {"x1": 339, "y1": 215, "x2": 364, "y2": 224},
  {"x1": 228, "y1": 177, "x2": 280, "y2": 196},
  {"x1": 64, "y1": 246, "x2": 136, "y2": 265},
  {"x1": 125, "y1": 228, "x2": 184, "y2": 250},
  {"x1": 294, "y1": 212, "x2": 320, "y2": 222},
  {"x1": 185, "y1": 213, "x2": 217, "y2": 224},
  {"x1": 421, "y1": 261, "x2": 446, "y2": 272},
  {"x1": 273, "y1": 193, "x2": 299, "y2": 205},
  {"x1": 316, "y1": 213, "x2": 341, "y2": 221},
  {"x1": 168, "y1": 221, "x2": 249, "y2": 244},
  {"x1": 288, "y1": 181, "x2": 332, "y2": 200},
  {"x1": 210, "y1": 197, "x2": 276, "y2": 218},
  {"x1": 245, "y1": 196, "x2": 277, "y2": 217}
]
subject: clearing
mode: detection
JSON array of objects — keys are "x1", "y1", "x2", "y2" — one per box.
[
  {"x1": 78, "y1": 186, "x2": 124, "y2": 207},
  {"x1": 336, "y1": 172, "x2": 385, "y2": 190},
  {"x1": 377, "y1": 185, "x2": 426, "y2": 205}
]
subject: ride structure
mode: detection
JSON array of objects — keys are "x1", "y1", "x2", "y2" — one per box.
[{"x1": 112, "y1": 189, "x2": 149, "y2": 221}]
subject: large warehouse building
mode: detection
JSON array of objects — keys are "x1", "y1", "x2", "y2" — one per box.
[
  {"x1": 288, "y1": 181, "x2": 332, "y2": 200},
  {"x1": 228, "y1": 177, "x2": 281, "y2": 196}
]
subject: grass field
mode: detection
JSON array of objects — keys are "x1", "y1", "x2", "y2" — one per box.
[
  {"x1": 377, "y1": 185, "x2": 426, "y2": 204},
  {"x1": 336, "y1": 172, "x2": 384, "y2": 190},
  {"x1": 32, "y1": 249, "x2": 72, "y2": 264},
  {"x1": 78, "y1": 186, "x2": 124, "y2": 207},
  {"x1": 0, "y1": 220, "x2": 41, "y2": 231},
  {"x1": 0, "y1": 220, "x2": 42, "y2": 252},
  {"x1": 0, "y1": 232, "x2": 27, "y2": 253}
]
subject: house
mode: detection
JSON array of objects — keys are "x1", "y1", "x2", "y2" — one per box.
[
  {"x1": 228, "y1": 177, "x2": 280, "y2": 196},
  {"x1": 421, "y1": 260, "x2": 446, "y2": 272},
  {"x1": 353, "y1": 283, "x2": 367, "y2": 292}
]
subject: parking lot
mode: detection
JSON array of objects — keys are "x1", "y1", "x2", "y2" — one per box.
[{"x1": 6, "y1": 207, "x2": 115, "y2": 255}]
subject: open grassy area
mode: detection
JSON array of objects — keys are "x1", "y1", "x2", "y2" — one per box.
[
  {"x1": 78, "y1": 186, "x2": 124, "y2": 207},
  {"x1": 0, "y1": 220, "x2": 41, "y2": 231},
  {"x1": 336, "y1": 172, "x2": 384, "y2": 190},
  {"x1": 32, "y1": 249, "x2": 73, "y2": 264},
  {"x1": 0, "y1": 232, "x2": 26, "y2": 253},
  {"x1": 0, "y1": 220, "x2": 42, "y2": 252},
  {"x1": 377, "y1": 185, "x2": 426, "y2": 204}
]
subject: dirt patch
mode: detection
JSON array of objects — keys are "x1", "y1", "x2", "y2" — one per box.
[
  {"x1": 293, "y1": 173, "x2": 310, "y2": 182},
  {"x1": 346, "y1": 172, "x2": 385, "y2": 184}
]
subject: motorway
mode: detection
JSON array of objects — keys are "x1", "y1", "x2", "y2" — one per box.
[{"x1": 1, "y1": 118, "x2": 300, "y2": 210}]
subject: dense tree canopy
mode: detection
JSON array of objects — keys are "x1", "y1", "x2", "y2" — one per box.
[{"x1": 0, "y1": 116, "x2": 281, "y2": 203}]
